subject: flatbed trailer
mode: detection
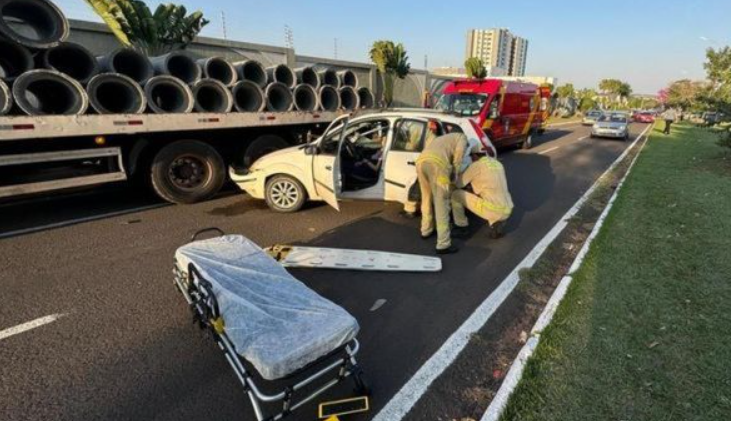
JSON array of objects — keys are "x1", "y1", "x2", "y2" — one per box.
[{"x1": 0, "y1": 110, "x2": 340, "y2": 203}]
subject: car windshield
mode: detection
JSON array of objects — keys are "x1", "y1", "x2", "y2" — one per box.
[
  {"x1": 599, "y1": 114, "x2": 628, "y2": 123},
  {"x1": 587, "y1": 111, "x2": 602, "y2": 117},
  {"x1": 435, "y1": 93, "x2": 488, "y2": 117}
]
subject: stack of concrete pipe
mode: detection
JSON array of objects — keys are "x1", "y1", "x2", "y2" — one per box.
[{"x1": 0, "y1": 0, "x2": 375, "y2": 117}]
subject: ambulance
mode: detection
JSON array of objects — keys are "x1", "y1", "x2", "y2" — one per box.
[{"x1": 435, "y1": 79, "x2": 551, "y2": 149}]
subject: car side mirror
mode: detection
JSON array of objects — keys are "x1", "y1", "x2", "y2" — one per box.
[
  {"x1": 488, "y1": 107, "x2": 500, "y2": 120},
  {"x1": 304, "y1": 144, "x2": 319, "y2": 155}
]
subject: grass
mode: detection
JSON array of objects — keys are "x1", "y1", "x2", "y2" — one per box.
[{"x1": 500, "y1": 123, "x2": 731, "y2": 421}]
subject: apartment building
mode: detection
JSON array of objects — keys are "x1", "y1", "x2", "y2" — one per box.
[{"x1": 466, "y1": 28, "x2": 529, "y2": 77}]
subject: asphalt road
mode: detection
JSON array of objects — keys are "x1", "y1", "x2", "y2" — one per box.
[{"x1": 0, "y1": 123, "x2": 646, "y2": 421}]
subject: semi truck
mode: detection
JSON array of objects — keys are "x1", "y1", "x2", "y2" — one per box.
[{"x1": 0, "y1": 110, "x2": 339, "y2": 204}]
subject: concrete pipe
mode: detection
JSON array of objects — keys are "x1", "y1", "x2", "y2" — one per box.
[
  {"x1": 150, "y1": 51, "x2": 201, "y2": 85},
  {"x1": 144, "y1": 75, "x2": 194, "y2": 114},
  {"x1": 295, "y1": 66, "x2": 320, "y2": 90},
  {"x1": 0, "y1": 39, "x2": 33, "y2": 82},
  {"x1": 318, "y1": 68, "x2": 339, "y2": 88},
  {"x1": 98, "y1": 49, "x2": 154, "y2": 85},
  {"x1": 192, "y1": 79, "x2": 233, "y2": 113},
  {"x1": 339, "y1": 86, "x2": 359, "y2": 111},
  {"x1": 12, "y1": 69, "x2": 88, "y2": 116},
  {"x1": 318, "y1": 85, "x2": 340, "y2": 112},
  {"x1": 36, "y1": 42, "x2": 99, "y2": 84},
  {"x1": 337, "y1": 70, "x2": 358, "y2": 89},
  {"x1": 0, "y1": 0, "x2": 69, "y2": 50},
  {"x1": 87, "y1": 73, "x2": 146, "y2": 115},
  {"x1": 231, "y1": 80, "x2": 265, "y2": 112},
  {"x1": 293, "y1": 84, "x2": 318, "y2": 112},
  {"x1": 264, "y1": 82, "x2": 294, "y2": 112},
  {"x1": 266, "y1": 64, "x2": 296, "y2": 89},
  {"x1": 197, "y1": 57, "x2": 237, "y2": 87},
  {"x1": 234, "y1": 60, "x2": 267, "y2": 88},
  {"x1": 357, "y1": 87, "x2": 375, "y2": 109},
  {"x1": 0, "y1": 79, "x2": 12, "y2": 115}
]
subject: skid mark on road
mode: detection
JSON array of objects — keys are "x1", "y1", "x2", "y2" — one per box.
[{"x1": 0, "y1": 314, "x2": 66, "y2": 342}]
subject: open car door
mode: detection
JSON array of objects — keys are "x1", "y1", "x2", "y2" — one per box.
[
  {"x1": 384, "y1": 117, "x2": 430, "y2": 204},
  {"x1": 312, "y1": 116, "x2": 349, "y2": 211}
]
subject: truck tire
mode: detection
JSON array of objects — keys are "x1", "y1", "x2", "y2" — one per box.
[
  {"x1": 265, "y1": 174, "x2": 307, "y2": 213},
  {"x1": 243, "y1": 134, "x2": 289, "y2": 168},
  {"x1": 521, "y1": 132, "x2": 534, "y2": 150},
  {"x1": 150, "y1": 140, "x2": 225, "y2": 204}
]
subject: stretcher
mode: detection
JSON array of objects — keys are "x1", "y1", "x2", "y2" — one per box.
[{"x1": 173, "y1": 228, "x2": 369, "y2": 421}]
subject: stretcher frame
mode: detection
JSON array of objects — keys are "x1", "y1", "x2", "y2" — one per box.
[{"x1": 172, "y1": 229, "x2": 369, "y2": 421}]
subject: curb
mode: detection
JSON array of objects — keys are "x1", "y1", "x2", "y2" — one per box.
[
  {"x1": 480, "y1": 123, "x2": 653, "y2": 421},
  {"x1": 372, "y1": 124, "x2": 653, "y2": 421}
]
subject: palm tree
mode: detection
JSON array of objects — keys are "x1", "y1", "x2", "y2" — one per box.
[
  {"x1": 464, "y1": 57, "x2": 487, "y2": 79},
  {"x1": 369, "y1": 40, "x2": 411, "y2": 107},
  {"x1": 84, "y1": 0, "x2": 209, "y2": 56}
]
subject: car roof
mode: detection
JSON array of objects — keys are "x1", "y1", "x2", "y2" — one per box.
[{"x1": 353, "y1": 108, "x2": 467, "y2": 124}]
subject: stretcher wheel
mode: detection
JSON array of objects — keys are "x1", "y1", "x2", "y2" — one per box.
[{"x1": 352, "y1": 369, "x2": 371, "y2": 396}]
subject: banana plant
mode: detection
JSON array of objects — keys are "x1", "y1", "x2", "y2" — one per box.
[
  {"x1": 465, "y1": 57, "x2": 487, "y2": 79},
  {"x1": 84, "y1": 0, "x2": 209, "y2": 56},
  {"x1": 370, "y1": 40, "x2": 411, "y2": 107}
]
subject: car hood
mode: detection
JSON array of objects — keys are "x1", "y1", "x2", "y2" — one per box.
[
  {"x1": 595, "y1": 122, "x2": 627, "y2": 129},
  {"x1": 250, "y1": 144, "x2": 303, "y2": 170}
]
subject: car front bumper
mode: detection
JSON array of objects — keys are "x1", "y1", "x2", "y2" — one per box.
[
  {"x1": 229, "y1": 167, "x2": 266, "y2": 198},
  {"x1": 592, "y1": 128, "x2": 627, "y2": 138}
]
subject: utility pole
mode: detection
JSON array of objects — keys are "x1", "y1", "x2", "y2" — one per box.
[
  {"x1": 424, "y1": 55, "x2": 428, "y2": 70},
  {"x1": 334, "y1": 38, "x2": 338, "y2": 59},
  {"x1": 284, "y1": 25, "x2": 294, "y2": 49},
  {"x1": 220, "y1": 11, "x2": 227, "y2": 40}
]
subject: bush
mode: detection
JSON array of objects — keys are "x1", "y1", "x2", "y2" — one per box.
[{"x1": 717, "y1": 129, "x2": 731, "y2": 149}]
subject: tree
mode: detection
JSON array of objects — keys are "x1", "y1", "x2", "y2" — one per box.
[
  {"x1": 556, "y1": 83, "x2": 575, "y2": 99},
  {"x1": 84, "y1": 0, "x2": 209, "y2": 56},
  {"x1": 464, "y1": 57, "x2": 487, "y2": 79},
  {"x1": 599, "y1": 78, "x2": 632, "y2": 101},
  {"x1": 665, "y1": 79, "x2": 708, "y2": 111},
  {"x1": 702, "y1": 47, "x2": 731, "y2": 115},
  {"x1": 370, "y1": 40, "x2": 411, "y2": 107}
]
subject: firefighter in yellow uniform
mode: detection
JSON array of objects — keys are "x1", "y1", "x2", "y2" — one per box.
[
  {"x1": 452, "y1": 144, "x2": 513, "y2": 238},
  {"x1": 403, "y1": 120, "x2": 439, "y2": 216},
  {"x1": 416, "y1": 131, "x2": 468, "y2": 254}
]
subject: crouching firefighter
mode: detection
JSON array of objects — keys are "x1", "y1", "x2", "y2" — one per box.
[
  {"x1": 452, "y1": 143, "x2": 514, "y2": 239},
  {"x1": 416, "y1": 131, "x2": 468, "y2": 254}
]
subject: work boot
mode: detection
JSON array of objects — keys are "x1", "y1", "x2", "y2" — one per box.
[
  {"x1": 452, "y1": 226, "x2": 469, "y2": 239},
  {"x1": 421, "y1": 231, "x2": 435, "y2": 240},
  {"x1": 436, "y1": 245, "x2": 459, "y2": 255},
  {"x1": 400, "y1": 211, "x2": 417, "y2": 219},
  {"x1": 489, "y1": 221, "x2": 506, "y2": 239}
]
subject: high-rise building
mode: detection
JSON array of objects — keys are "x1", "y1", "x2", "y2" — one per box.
[{"x1": 465, "y1": 28, "x2": 529, "y2": 77}]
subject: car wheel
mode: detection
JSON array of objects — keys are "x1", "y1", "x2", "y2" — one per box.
[
  {"x1": 150, "y1": 140, "x2": 226, "y2": 204},
  {"x1": 265, "y1": 174, "x2": 307, "y2": 213}
]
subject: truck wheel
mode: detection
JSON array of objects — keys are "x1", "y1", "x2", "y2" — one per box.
[
  {"x1": 151, "y1": 140, "x2": 225, "y2": 204},
  {"x1": 265, "y1": 174, "x2": 307, "y2": 213},
  {"x1": 243, "y1": 134, "x2": 289, "y2": 168},
  {"x1": 522, "y1": 132, "x2": 534, "y2": 150}
]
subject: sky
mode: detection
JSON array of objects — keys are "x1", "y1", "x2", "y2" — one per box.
[{"x1": 57, "y1": 0, "x2": 731, "y2": 94}]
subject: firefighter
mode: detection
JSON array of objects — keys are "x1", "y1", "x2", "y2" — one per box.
[
  {"x1": 403, "y1": 120, "x2": 439, "y2": 217},
  {"x1": 416, "y1": 130, "x2": 468, "y2": 254},
  {"x1": 452, "y1": 143, "x2": 513, "y2": 239}
]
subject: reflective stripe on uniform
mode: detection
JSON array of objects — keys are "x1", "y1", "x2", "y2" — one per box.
[
  {"x1": 417, "y1": 152, "x2": 449, "y2": 169},
  {"x1": 479, "y1": 199, "x2": 512, "y2": 216}
]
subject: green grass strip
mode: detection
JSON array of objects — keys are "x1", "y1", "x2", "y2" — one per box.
[{"x1": 501, "y1": 123, "x2": 731, "y2": 421}]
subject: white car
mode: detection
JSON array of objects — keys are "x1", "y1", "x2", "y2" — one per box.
[
  {"x1": 591, "y1": 112, "x2": 630, "y2": 140},
  {"x1": 230, "y1": 109, "x2": 496, "y2": 213}
]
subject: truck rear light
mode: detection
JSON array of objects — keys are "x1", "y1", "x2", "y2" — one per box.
[{"x1": 0, "y1": 124, "x2": 35, "y2": 131}]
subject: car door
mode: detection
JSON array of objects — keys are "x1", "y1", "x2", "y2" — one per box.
[
  {"x1": 384, "y1": 118, "x2": 429, "y2": 203},
  {"x1": 311, "y1": 117, "x2": 348, "y2": 211}
]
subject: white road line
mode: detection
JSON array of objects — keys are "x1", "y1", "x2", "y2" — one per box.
[
  {"x1": 538, "y1": 146, "x2": 560, "y2": 155},
  {"x1": 0, "y1": 314, "x2": 66, "y2": 341},
  {"x1": 372, "y1": 124, "x2": 653, "y2": 421},
  {"x1": 0, "y1": 204, "x2": 166, "y2": 240}
]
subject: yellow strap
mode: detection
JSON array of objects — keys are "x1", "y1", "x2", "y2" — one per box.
[
  {"x1": 210, "y1": 317, "x2": 225, "y2": 334},
  {"x1": 417, "y1": 152, "x2": 449, "y2": 169}
]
